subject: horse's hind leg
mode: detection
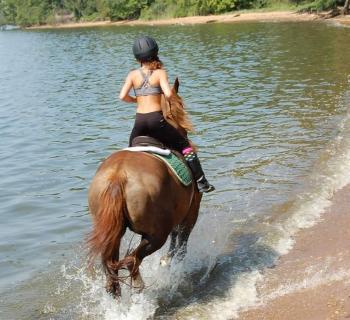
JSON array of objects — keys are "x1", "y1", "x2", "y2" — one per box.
[
  {"x1": 127, "y1": 235, "x2": 168, "y2": 290},
  {"x1": 126, "y1": 238, "x2": 148, "y2": 291},
  {"x1": 105, "y1": 249, "x2": 121, "y2": 297},
  {"x1": 106, "y1": 274, "x2": 121, "y2": 297}
]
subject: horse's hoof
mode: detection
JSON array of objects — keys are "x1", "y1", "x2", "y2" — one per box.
[
  {"x1": 160, "y1": 255, "x2": 172, "y2": 267},
  {"x1": 133, "y1": 283, "x2": 145, "y2": 293},
  {"x1": 132, "y1": 275, "x2": 145, "y2": 293},
  {"x1": 106, "y1": 282, "x2": 121, "y2": 299}
]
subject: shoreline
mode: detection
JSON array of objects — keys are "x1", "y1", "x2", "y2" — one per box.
[
  {"x1": 25, "y1": 11, "x2": 329, "y2": 30},
  {"x1": 239, "y1": 184, "x2": 350, "y2": 319}
]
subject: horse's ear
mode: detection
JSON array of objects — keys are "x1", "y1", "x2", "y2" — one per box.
[{"x1": 173, "y1": 77, "x2": 179, "y2": 93}]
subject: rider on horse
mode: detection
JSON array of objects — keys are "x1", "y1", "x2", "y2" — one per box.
[{"x1": 119, "y1": 36, "x2": 214, "y2": 193}]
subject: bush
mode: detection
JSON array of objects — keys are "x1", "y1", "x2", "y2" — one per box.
[
  {"x1": 141, "y1": 0, "x2": 240, "y2": 20},
  {"x1": 199, "y1": 0, "x2": 237, "y2": 14},
  {"x1": 0, "y1": 0, "x2": 17, "y2": 24},
  {"x1": 81, "y1": 11, "x2": 104, "y2": 21},
  {"x1": 141, "y1": 0, "x2": 174, "y2": 19},
  {"x1": 96, "y1": 0, "x2": 110, "y2": 19},
  {"x1": 15, "y1": 0, "x2": 50, "y2": 26},
  {"x1": 107, "y1": 0, "x2": 149, "y2": 20},
  {"x1": 297, "y1": 0, "x2": 337, "y2": 11},
  {"x1": 0, "y1": 13, "x2": 6, "y2": 25}
]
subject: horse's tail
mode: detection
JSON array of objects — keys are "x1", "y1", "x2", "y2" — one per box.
[{"x1": 88, "y1": 170, "x2": 127, "y2": 270}]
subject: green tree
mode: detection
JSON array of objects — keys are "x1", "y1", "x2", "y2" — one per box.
[
  {"x1": 63, "y1": 0, "x2": 85, "y2": 19},
  {"x1": 107, "y1": 0, "x2": 150, "y2": 20},
  {"x1": 198, "y1": 0, "x2": 237, "y2": 14},
  {"x1": 96, "y1": 0, "x2": 110, "y2": 18},
  {"x1": 0, "y1": 0, "x2": 17, "y2": 24}
]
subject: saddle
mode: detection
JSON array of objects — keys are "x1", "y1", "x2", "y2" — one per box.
[
  {"x1": 131, "y1": 136, "x2": 166, "y2": 149},
  {"x1": 126, "y1": 136, "x2": 192, "y2": 186}
]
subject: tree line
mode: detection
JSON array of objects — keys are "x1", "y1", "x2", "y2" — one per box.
[{"x1": 0, "y1": 0, "x2": 348, "y2": 27}]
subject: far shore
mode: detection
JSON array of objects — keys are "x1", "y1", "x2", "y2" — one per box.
[{"x1": 25, "y1": 10, "x2": 350, "y2": 30}]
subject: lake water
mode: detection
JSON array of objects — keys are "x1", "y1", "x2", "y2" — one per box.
[{"x1": 1, "y1": 21, "x2": 350, "y2": 319}]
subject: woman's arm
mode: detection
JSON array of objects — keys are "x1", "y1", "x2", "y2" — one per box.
[
  {"x1": 119, "y1": 72, "x2": 137, "y2": 103},
  {"x1": 159, "y1": 70, "x2": 173, "y2": 99}
]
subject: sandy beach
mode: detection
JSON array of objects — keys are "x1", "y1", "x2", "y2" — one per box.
[
  {"x1": 27, "y1": 11, "x2": 323, "y2": 30},
  {"x1": 239, "y1": 184, "x2": 350, "y2": 319}
]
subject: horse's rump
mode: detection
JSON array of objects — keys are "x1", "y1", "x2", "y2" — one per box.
[{"x1": 89, "y1": 151, "x2": 194, "y2": 237}]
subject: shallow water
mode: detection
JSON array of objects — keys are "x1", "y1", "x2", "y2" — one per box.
[{"x1": 1, "y1": 21, "x2": 350, "y2": 319}]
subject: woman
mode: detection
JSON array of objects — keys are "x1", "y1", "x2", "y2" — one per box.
[{"x1": 119, "y1": 36, "x2": 214, "y2": 193}]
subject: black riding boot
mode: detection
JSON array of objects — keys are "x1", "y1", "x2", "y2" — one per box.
[{"x1": 183, "y1": 151, "x2": 215, "y2": 193}]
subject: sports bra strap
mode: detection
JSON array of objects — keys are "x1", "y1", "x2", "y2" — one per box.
[
  {"x1": 139, "y1": 68, "x2": 153, "y2": 86},
  {"x1": 133, "y1": 68, "x2": 162, "y2": 97}
]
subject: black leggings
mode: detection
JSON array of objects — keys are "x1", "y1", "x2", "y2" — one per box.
[{"x1": 129, "y1": 111, "x2": 190, "y2": 152}]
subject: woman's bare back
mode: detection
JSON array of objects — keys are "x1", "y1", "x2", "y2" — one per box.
[
  {"x1": 131, "y1": 68, "x2": 162, "y2": 113},
  {"x1": 119, "y1": 65, "x2": 173, "y2": 113}
]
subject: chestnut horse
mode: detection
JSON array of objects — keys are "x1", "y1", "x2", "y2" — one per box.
[{"x1": 87, "y1": 79, "x2": 202, "y2": 296}]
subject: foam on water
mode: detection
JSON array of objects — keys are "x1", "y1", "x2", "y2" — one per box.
[
  {"x1": 57, "y1": 261, "x2": 154, "y2": 319},
  {"x1": 271, "y1": 105, "x2": 350, "y2": 255},
  {"x1": 263, "y1": 266, "x2": 350, "y2": 304},
  {"x1": 57, "y1": 211, "x2": 228, "y2": 319},
  {"x1": 174, "y1": 271, "x2": 264, "y2": 320},
  {"x1": 59, "y1": 256, "x2": 203, "y2": 319}
]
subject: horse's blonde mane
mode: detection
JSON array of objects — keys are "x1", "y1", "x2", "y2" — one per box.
[{"x1": 161, "y1": 91, "x2": 194, "y2": 134}]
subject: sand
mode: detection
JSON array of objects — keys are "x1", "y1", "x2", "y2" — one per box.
[
  {"x1": 239, "y1": 184, "x2": 350, "y2": 319},
  {"x1": 27, "y1": 11, "x2": 323, "y2": 30}
]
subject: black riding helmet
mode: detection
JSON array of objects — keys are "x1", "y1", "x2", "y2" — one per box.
[{"x1": 133, "y1": 36, "x2": 159, "y2": 61}]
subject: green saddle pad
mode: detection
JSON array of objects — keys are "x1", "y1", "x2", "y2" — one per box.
[{"x1": 152, "y1": 152, "x2": 192, "y2": 186}]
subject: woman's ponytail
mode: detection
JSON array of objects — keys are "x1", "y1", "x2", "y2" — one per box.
[{"x1": 141, "y1": 56, "x2": 163, "y2": 70}]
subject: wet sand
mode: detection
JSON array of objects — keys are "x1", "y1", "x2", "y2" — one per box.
[
  {"x1": 27, "y1": 11, "x2": 321, "y2": 30},
  {"x1": 240, "y1": 184, "x2": 350, "y2": 319},
  {"x1": 334, "y1": 15, "x2": 350, "y2": 26}
]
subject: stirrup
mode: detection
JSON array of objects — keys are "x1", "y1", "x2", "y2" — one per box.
[{"x1": 197, "y1": 176, "x2": 215, "y2": 193}]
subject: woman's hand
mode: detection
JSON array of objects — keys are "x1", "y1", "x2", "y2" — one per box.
[
  {"x1": 119, "y1": 72, "x2": 137, "y2": 103},
  {"x1": 121, "y1": 95, "x2": 137, "y2": 103}
]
